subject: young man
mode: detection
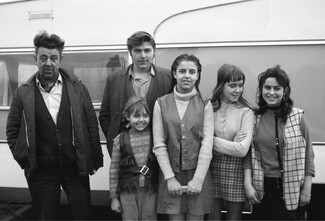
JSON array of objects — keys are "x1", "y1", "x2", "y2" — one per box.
[
  {"x1": 6, "y1": 31, "x2": 103, "y2": 220},
  {"x1": 99, "y1": 31, "x2": 173, "y2": 156}
]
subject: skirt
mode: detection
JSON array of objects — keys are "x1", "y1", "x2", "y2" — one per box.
[
  {"x1": 210, "y1": 154, "x2": 245, "y2": 202},
  {"x1": 156, "y1": 168, "x2": 213, "y2": 215}
]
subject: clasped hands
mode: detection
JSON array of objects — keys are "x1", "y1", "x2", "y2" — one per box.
[{"x1": 167, "y1": 177, "x2": 200, "y2": 196}]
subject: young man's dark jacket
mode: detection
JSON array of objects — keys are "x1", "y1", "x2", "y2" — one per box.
[
  {"x1": 99, "y1": 64, "x2": 173, "y2": 156},
  {"x1": 6, "y1": 68, "x2": 103, "y2": 178}
]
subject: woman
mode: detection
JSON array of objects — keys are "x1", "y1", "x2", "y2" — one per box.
[
  {"x1": 209, "y1": 64, "x2": 254, "y2": 220},
  {"x1": 244, "y1": 65, "x2": 315, "y2": 220},
  {"x1": 152, "y1": 54, "x2": 213, "y2": 220}
]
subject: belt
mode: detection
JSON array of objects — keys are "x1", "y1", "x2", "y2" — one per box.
[{"x1": 139, "y1": 165, "x2": 153, "y2": 178}]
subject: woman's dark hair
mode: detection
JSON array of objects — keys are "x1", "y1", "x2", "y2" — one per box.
[
  {"x1": 171, "y1": 53, "x2": 202, "y2": 94},
  {"x1": 256, "y1": 65, "x2": 293, "y2": 122},
  {"x1": 211, "y1": 64, "x2": 253, "y2": 112},
  {"x1": 33, "y1": 30, "x2": 65, "y2": 56},
  {"x1": 121, "y1": 96, "x2": 150, "y2": 129}
]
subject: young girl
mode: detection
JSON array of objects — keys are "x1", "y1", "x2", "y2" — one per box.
[
  {"x1": 109, "y1": 96, "x2": 158, "y2": 221},
  {"x1": 153, "y1": 54, "x2": 214, "y2": 221},
  {"x1": 209, "y1": 64, "x2": 254, "y2": 220},
  {"x1": 244, "y1": 65, "x2": 315, "y2": 220}
]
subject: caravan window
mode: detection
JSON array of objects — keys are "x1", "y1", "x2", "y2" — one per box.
[
  {"x1": 0, "y1": 51, "x2": 128, "y2": 106},
  {"x1": 156, "y1": 45, "x2": 325, "y2": 142}
]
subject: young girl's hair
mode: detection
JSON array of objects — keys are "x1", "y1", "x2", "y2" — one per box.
[
  {"x1": 121, "y1": 96, "x2": 150, "y2": 129},
  {"x1": 211, "y1": 64, "x2": 253, "y2": 112},
  {"x1": 171, "y1": 53, "x2": 202, "y2": 94},
  {"x1": 256, "y1": 65, "x2": 293, "y2": 122}
]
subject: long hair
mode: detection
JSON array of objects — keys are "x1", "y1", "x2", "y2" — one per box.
[
  {"x1": 256, "y1": 65, "x2": 293, "y2": 122},
  {"x1": 171, "y1": 53, "x2": 202, "y2": 95},
  {"x1": 211, "y1": 64, "x2": 253, "y2": 112}
]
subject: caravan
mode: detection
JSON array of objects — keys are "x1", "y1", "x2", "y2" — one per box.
[{"x1": 0, "y1": 0, "x2": 324, "y2": 218}]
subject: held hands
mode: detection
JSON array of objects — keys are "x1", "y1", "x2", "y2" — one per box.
[
  {"x1": 167, "y1": 177, "x2": 182, "y2": 196},
  {"x1": 234, "y1": 131, "x2": 247, "y2": 143},
  {"x1": 187, "y1": 177, "x2": 202, "y2": 195},
  {"x1": 111, "y1": 198, "x2": 121, "y2": 213},
  {"x1": 167, "y1": 177, "x2": 201, "y2": 196},
  {"x1": 244, "y1": 182, "x2": 261, "y2": 205},
  {"x1": 187, "y1": 185, "x2": 200, "y2": 196}
]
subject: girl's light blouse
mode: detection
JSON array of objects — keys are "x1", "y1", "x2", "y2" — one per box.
[{"x1": 213, "y1": 101, "x2": 254, "y2": 158}]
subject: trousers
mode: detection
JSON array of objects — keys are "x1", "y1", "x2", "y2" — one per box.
[
  {"x1": 251, "y1": 177, "x2": 297, "y2": 220},
  {"x1": 26, "y1": 166, "x2": 91, "y2": 220}
]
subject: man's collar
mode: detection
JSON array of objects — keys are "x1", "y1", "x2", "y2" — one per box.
[
  {"x1": 128, "y1": 65, "x2": 155, "y2": 78},
  {"x1": 36, "y1": 73, "x2": 62, "y2": 88}
]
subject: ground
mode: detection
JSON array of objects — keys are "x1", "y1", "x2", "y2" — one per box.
[{"x1": 0, "y1": 201, "x2": 122, "y2": 221}]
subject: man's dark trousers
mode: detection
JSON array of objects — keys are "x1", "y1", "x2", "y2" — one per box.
[{"x1": 27, "y1": 166, "x2": 91, "y2": 220}]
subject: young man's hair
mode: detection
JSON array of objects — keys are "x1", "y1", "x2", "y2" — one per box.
[{"x1": 127, "y1": 31, "x2": 156, "y2": 53}]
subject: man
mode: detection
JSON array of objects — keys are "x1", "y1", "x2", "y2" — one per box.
[
  {"x1": 6, "y1": 31, "x2": 103, "y2": 220},
  {"x1": 99, "y1": 31, "x2": 173, "y2": 156}
]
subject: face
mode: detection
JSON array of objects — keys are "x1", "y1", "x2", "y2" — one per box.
[
  {"x1": 127, "y1": 108, "x2": 150, "y2": 132},
  {"x1": 35, "y1": 47, "x2": 61, "y2": 84},
  {"x1": 222, "y1": 79, "x2": 244, "y2": 103},
  {"x1": 262, "y1": 77, "x2": 284, "y2": 107},
  {"x1": 173, "y1": 61, "x2": 199, "y2": 94},
  {"x1": 131, "y1": 42, "x2": 154, "y2": 72}
]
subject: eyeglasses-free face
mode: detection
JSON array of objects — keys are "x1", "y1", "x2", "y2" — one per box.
[
  {"x1": 173, "y1": 60, "x2": 199, "y2": 94},
  {"x1": 262, "y1": 77, "x2": 284, "y2": 107}
]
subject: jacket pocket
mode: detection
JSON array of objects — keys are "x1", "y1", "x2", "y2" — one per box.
[{"x1": 13, "y1": 130, "x2": 29, "y2": 169}]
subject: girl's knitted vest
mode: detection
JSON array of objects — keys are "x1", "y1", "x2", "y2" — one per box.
[{"x1": 118, "y1": 130, "x2": 158, "y2": 194}]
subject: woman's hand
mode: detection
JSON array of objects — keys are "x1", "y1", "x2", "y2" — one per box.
[
  {"x1": 299, "y1": 190, "x2": 311, "y2": 207},
  {"x1": 167, "y1": 177, "x2": 182, "y2": 196},
  {"x1": 234, "y1": 131, "x2": 247, "y2": 142},
  {"x1": 187, "y1": 185, "x2": 200, "y2": 196},
  {"x1": 111, "y1": 197, "x2": 121, "y2": 213},
  {"x1": 187, "y1": 176, "x2": 202, "y2": 196},
  {"x1": 245, "y1": 182, "x2": 261, "y2": 205}
]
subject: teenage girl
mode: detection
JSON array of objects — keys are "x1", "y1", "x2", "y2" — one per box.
[
  {"x1": 153, "y1": 54, "x2": 214, "y2": 221},
  {"x1": 209, "y1": 64, "x2": 254, "y2": 220}
]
